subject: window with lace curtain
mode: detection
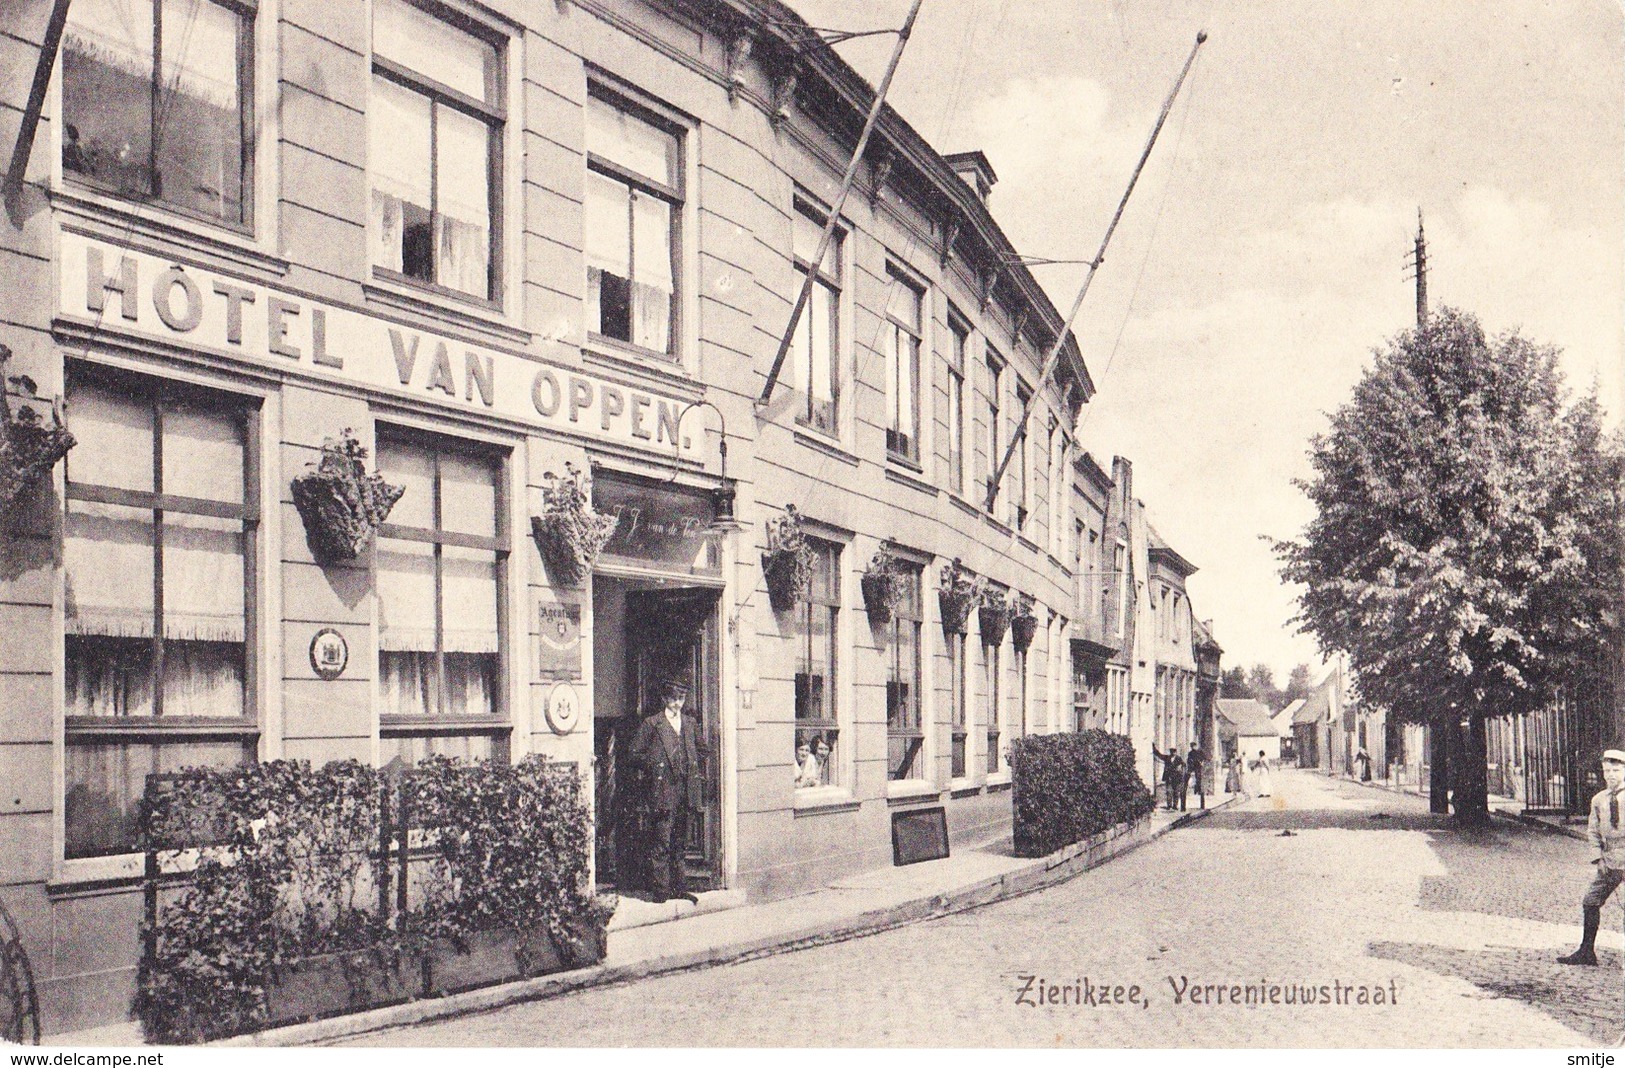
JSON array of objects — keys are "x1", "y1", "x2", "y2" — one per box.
[
  {"x1": 62, "y1": 368, "x2": 258, "y2": 860},
  {"x1": 60, "y1": 0, "x2": 254, "y2": 227},
  {"x1": 369, "y1": 0, "x2": 503, "y2": 301},
  {"x1": 790, "y1": 200, "x2": 843, "y2": 435},
  {"x1": 586, "y1": 90, "x2": 681, "y2": 357},
  {"x1": 374, "y1": 430, "x2": 509, "y2": 765}
]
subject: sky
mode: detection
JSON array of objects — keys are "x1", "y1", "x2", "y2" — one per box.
[{"x1": 792, "y1": 0, "x2": 1625, "y2": 681}]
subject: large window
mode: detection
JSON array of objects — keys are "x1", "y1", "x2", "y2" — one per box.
[
  {"x1": 375, "y1": 430, "x2": 509, "y2": 763},
  {"x1": 794, "y1": 539, "x2": 841, "y2": 789},
  {"x1": 62, "y1": 0, "x2": 254, "y2": 226},
  {"x1": 1048, "y1": 420, "x2": 1064, "y2": 557},
  {"x1": 790, "y1": 202, "x2": 842, "y2": 434},
  {"x1": 948, "y1": 630, "x2": 967, "y2": 779},
  {"x1": 885, "y1": 562, "x2": 925, "y2": 780},
  {"x1": 946, "y1": 318, "x2": 968, "y2": 497},
  {"x1": 63, "y1": 369, "x2": 257, "y2": 860},
  {"x1": 587, "y1": 92, "x2": 681, "y2": 356},
  {"x1": 884, "y1": 268, "x2": 924, "y2": 463},
  {"x1": 1013, "y1": 382, "x2": 1032, "y2": 531},
  {"x1": 983, "y1": 632, "x2": 1002, "y2": 775},
  {"x1": 984, "y1": 353, "x2": 1003, "y2": 510},
  {"x1": 370, "y1": 0, "x2": 503, "y2": 300}
]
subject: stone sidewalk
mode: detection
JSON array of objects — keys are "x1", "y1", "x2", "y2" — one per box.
[{"x1": 51, "y1": 795, "x2": 1238, "y2": 1048}]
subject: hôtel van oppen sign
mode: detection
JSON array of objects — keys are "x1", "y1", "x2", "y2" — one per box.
[{"x1": 56, "y1": 231, "x2": 703, "y2": 460}]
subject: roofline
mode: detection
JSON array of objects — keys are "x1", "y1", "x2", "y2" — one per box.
[
  {"x1": 1148, "y1": 543, "x2": 1198, "y2": 578},
  {"x1": 702, "y1": 0, "x2": 1094, "y2": 403}
]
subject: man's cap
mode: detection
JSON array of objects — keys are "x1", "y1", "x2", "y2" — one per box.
[
  {"x1": 660, "y1": 673, "x2": 692, "y2": 700},
  {"x1": 1602, "y1": 749, "x2": 1625, "y2": 765}
]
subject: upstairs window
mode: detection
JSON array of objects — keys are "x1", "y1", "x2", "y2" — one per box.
[
  {"x1": 370, "y1": 0, "x2": 503, "y2": 300},
  {"x1": 587, "y1": 93, "x2": 681, "y2": 356},
  {"x1": 790, "y1": 202, "x2": 842, "y2": 434},
  {"x1": 1013, "y1": 382, "x2": 1032, "y2": 531},
  {"x1": 884, "y1": 268, "x2": 924, "y2": 463},
  {"x1": 984, "y1": 353, "x2": 1003, "y2": 510},
  {"x1": 946, "y1": 318, "x2": 968, "y2": 496},
  {"x1": 62, "y1": 0, "x2": 254, "y2": 227}
]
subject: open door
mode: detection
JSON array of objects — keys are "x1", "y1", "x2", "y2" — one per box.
[{"x1": 594, "y1": 583, "x2": 721, "y2": 894}]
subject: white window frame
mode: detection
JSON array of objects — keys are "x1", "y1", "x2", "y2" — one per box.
[
  {"x1": 364, "y1": 0, "x2": 522, "y2": 322},
  {"x1": 882, "y1": 260, "x2": 927, "y2": 467},
  {"x1": 54, "y1": 360, "x2": 275, "y2": 885},
  {"x1": 52, "y1": 0, "x2": 283, "y2": 260}
]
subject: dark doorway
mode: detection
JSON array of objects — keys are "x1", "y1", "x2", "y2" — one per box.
[{"x1": 593, "y1": 579, "x2": 721, "y2": 896}]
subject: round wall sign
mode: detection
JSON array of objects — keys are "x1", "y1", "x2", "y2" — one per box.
[
  {"x1": 309, "y1": 627, "x2": 349, "y2": 680},
  {"x1": 545, "y1": 682, "x2": 581, "y2": 736}
]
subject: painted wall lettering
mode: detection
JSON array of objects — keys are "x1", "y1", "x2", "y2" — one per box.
[{"x1": 56, "y1": 233, "x2": 704, "y2": 460}]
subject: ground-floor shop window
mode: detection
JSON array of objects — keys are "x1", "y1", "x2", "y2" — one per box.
[
  {"x1": 885, "y1": 562, "x2": 924, "y2": 780},
  {"x1": 794, "y1": 539, "x2": 841, "y2": 788},
  {"x1": 948, "y1": 631, "x2": 967, "y2": 779},
  {"x1": 375, "y1": 429, "x2": 509, "y2": 763},
  {"x1": 984, "y1": 641, "x2": 1001, "y2": 774},
  {"x1": 62, "y1": 368, "x2": 258, "y2": 859}
]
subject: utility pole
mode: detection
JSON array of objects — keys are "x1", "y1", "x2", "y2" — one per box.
[{"x1": 1403, "y1": 208, "x2": 1428, "y2": 328}]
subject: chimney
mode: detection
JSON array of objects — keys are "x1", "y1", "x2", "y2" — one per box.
[{"x1": 943, "y1": 150, "x2": 997, "y2": 204}]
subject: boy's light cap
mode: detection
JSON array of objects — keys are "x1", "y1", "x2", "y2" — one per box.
[{"x1": 1602, "y1": 749, "x2": 1625, "y2": 764}]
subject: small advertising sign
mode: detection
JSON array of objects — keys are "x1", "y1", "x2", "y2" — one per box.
[{"x1": 538, "y1": 600, "x2": 583, "y2": 681}]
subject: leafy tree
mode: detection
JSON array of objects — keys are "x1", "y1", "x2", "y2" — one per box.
[
  {"x1": 1276, "y1": 308, "x2": 1622, "y2": 825},
  {"x1": 1284, "y1": 664, "x2": 1314, "y2": 706},
  {"x1": 1219, "y1": 666, "x2": 1251, "y2": 699},
  {"x1": 1247, "y1": 663, "x2": 1281, "y2": 710}
]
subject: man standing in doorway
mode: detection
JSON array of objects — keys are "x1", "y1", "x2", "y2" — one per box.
[
  {"x1": 629, "y1": 673, "x2": 701, "y2": 904},
  {"x1": 1557, "y1": 748, "x2": 1625, "y2": 965}
]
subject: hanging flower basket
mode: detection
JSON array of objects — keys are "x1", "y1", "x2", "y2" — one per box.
[
  {"x1": 937, "y1": 558, "x2": 980, "y2": 636},
  {"x1": 1011, "y1": 592, "x2": 1040, "y2": 653},
  {"x1": 0, "y1": 345, "x2": 75, "y2": 509},
  {"x1": 860, "y1": 539, "x2": 906, "y2": 626},
  {"x1": 531, "y1": 463, "x2": 619, "y2": 588},
  {"x1": 762, "y1": 504, "x2": 813, "y2": 612},
  {"x1": 978, "y1": 588, "x2": 1013, "y2": 647},
  {"x1": 292, "y1": 430, "x2": 404, "y2": 563}
]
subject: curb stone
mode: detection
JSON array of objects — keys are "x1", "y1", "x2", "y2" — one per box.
[
  {"x1": 218, "y1": 796, "x2": 1238, "y2": 1048},
  {"x1": 1336, "y1": 772, "x2": 1591, "y2": 843}
]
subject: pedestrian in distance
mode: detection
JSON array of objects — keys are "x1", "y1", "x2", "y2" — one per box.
[
  {"x1": 1224, "y1": 754, "x2": 1242, "y2": 795},
  {"x1": 1557, "y1": 748, "x2": 1625, "y2": 966},
  {"x1": 1152, "y1": 746, "x2": 1185, "y2": 811},
  {"x1": 1249, "y1": 749, "x2": 1273, "y2": 798},
  {"x1": 1355, "y1": 745, "x2": 1373, "y2": 782},
  {"x1": 1186, "y1": 743, "x2": 1206, "y2": 809},
  {"x1": 628, "y1": 673, "x2": 701, "y2": 904}
]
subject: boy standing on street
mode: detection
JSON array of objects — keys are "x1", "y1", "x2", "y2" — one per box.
[{"x1": 1557, "y1": 748, "x2": 1625, "y2": 966}]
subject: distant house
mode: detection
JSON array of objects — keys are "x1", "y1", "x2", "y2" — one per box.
[
  {"x1": 1217, "y1": 698, "x2": 1281, "y2": 763},
  {"x1": 1274, "y1": 699, "x2": 1304, "y2": 761},
  {"x1": 1292, "y1": 674, "x2": 1342, "y2": 769}
]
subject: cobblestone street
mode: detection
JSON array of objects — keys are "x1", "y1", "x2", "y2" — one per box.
[{"x1": 344, "y1": 770, "x2": 1624, "y2": 1048}]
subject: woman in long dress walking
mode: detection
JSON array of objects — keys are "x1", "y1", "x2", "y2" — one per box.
[{"x1": 1249, "y1": 749, "x2": 1274, "y2": 797}]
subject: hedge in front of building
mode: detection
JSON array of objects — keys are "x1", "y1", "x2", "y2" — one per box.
[{"x1": 1009, "y1": 731, "x2": 1157, "y2": 858}]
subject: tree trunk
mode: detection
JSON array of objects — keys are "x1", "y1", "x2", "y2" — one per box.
[
  {"x1": 1428, "y1": 715, "x2": 1450, "y2": 814},
  {"x1": 1452, "y1": 713, "x2": 1490, "y2": 826}
]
